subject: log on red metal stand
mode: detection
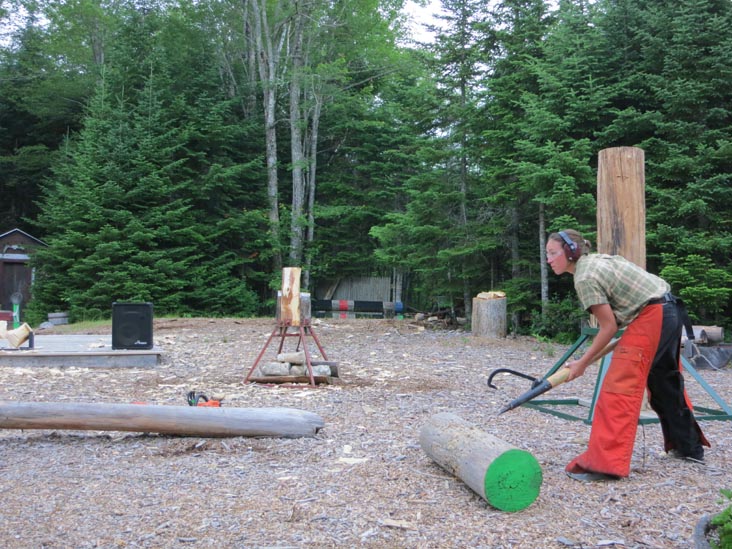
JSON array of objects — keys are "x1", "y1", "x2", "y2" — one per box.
[
  {"x1": 247, "y1": 268, "x2": 333, "y2": 387},
  {"x1": 245, "y1": 320, "x2": 330, "y2": 386}
]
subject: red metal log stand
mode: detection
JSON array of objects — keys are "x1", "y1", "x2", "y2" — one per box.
[
  {"x1": 245, "y1": 318, "x2": 329, "y2": 387},
  {"x1": 245, "y1": 267, "x2": 331, "y2": 387}
]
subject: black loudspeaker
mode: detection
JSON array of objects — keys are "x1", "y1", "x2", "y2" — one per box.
[{"x1": 112, "y1": 302, "x2": 154, "y2": 350}]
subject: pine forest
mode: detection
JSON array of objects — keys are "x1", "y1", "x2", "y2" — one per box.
[{"x1": 1, "y1": 0, "x2": 730, "y2": 339}]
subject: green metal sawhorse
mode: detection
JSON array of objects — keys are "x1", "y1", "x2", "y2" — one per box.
[{"x1": 524, "y1": 327, "x2": 732, "y2": 424}]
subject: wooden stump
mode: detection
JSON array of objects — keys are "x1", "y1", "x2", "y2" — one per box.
[
  {"x1": 419, "y1": 412, "x2": 542, "y2": 512},
  {"x1": 280, "y1": 267, "x2": 302, "y2": 326},
  {"x1": 471, "y1": 295, "x2": 507, "y2": 338}
]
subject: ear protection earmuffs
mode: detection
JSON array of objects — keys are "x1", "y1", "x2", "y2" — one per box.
[{"x1": 559, "y1": 231, "x2": 581, "y2": 262}]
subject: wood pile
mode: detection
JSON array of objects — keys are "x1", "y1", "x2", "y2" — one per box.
[{"x1": 252, "y1": 351, "x2": 336, "y2": 376}]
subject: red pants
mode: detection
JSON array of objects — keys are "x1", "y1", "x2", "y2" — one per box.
[{"x1": 566, "y1": 303, "x2": 709, "y2": 477}]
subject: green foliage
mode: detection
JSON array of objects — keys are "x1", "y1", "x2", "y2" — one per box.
[
  {"x1": 26, "y1": 4, "x2": 261, "y2": 321},
  {"x1": 659, "y1": 254, "x2": 732, "y2": 322},
  {"x1": 3, "y1": 0, "x2": 732, "y2": 333},
  {"x1": 710, "y1": 489, "x2": 732, "y2": 549},
  {"x1": 0, "y1": 22, "x2": 89, "y2": 231},
  {"x1": 529, "y1": 295, "x2": 585, "y2": 344}
]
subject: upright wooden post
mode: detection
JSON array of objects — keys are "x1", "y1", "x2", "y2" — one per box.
[
  {"x1": 596, "y1": 147, "x2": 646, "y2": 267},
  {"x1": 597, "y1": 147, "x2": 651, "y2": 410},
  {"x1": 280, "y1": 267, "x2": 302, "y2": 326}
]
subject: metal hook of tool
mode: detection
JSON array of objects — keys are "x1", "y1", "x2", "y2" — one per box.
[{"x1": 486, "y1": 368, "x2": 540, "y2": 390}]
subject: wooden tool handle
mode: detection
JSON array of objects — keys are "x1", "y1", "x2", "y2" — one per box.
[
  {"x1": 592, "y1": 337, "x2": 620, "y2": 363},
  {"x1": 546, "y1": 337, "x2": 621, "y2": 388},
  {"x1": 546, "y1": 368, "x2": 570, "y2": 387}
]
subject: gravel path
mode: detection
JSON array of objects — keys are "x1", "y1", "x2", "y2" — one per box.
[{"x1": 0, "y1": 317, "x2": 729, "y2": 548}]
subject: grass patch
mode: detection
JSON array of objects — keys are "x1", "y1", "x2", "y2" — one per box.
[{"x1": 43, "y1": 319, "x2": 112, "y2": 334}]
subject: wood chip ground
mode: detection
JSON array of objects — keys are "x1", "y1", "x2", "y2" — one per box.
[{"x1": 1, "y1": 317, "x2": 729, "y2": 548}]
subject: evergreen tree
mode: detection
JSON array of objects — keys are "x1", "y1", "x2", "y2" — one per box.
[
  {"x1": 471, "y1": 0, "x2": 554, "y2": 330},
  {"x1": 0, "y1": 22, "x2": 89, "y2": 232},
  {"x1": 319, "y1": 60, "x2": 436, "y2": 286},
  {"x1": 594, "y1": 0, "x2": 732, "y2": 321},
  {"x1": 509, "y1": 0, "x2": 605, "y2": 331},
  {"x1": 27, "y1": 5, "x2": 262, "y2": 321}
]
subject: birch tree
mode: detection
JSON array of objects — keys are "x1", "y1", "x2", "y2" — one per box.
[{"x1": 248, "y1": 0, "x2": 289, "y2": 273}]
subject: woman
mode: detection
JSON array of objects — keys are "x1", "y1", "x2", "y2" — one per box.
[{"x1": 546, "y1": 229, "x2": 709, "y2": 482}]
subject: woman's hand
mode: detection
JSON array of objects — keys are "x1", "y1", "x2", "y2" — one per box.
[
  {"x1": 564, "y1": 360, "x2": 589, "y2": 382},
  {"x1": 564, "y1": 303, "x2": 618, "y2": 382}
]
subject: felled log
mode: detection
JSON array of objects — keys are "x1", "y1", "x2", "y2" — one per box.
[
  {"x1": 247, "y1": 375, "x2": 331, "y2": 385},
  {"x1": 419, "y1": 412, "x2": 542, "y2": 512},
  {"x1": 0, "y1": 402, "x2": 324, "y2": 438},
  {"x1": 695, "y1": 325, "x2": 724, "y2": 345}
]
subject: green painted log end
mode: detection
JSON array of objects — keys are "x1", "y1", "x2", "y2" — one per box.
[{"x1": 483, "y1": 448, "x2": 542, "y2": 512}]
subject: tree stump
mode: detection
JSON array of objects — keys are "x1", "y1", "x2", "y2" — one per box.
[
  {"x1": 471, "y1": 294, "x2": 507, "y2": 338},
  {"x1": 280, "y1": 267, "x2": 302, "y2": 326},
  {"x1": 419, "y1": 412, "x2": 542, "y2": 512}
]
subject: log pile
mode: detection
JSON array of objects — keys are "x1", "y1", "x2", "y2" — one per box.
[{"x1": 249, "y1": 350, "x2": 338, "y2": 383}]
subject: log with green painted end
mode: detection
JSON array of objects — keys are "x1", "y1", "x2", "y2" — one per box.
[{"x1": 419, "y1": 412, "x2": 542, "y2": 512}]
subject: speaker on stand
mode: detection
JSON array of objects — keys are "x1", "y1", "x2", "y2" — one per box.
[{"x1": 112, "y1": 302, "x2": 154, "y2": 350}]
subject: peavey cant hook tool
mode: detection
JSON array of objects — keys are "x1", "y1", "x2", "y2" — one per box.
[
  {"x1": 488, "y1": 337, "x2": 620, "y2": 415},
  {"x1": 488, "y1": 368, "x2": 572, "y2": 415}
]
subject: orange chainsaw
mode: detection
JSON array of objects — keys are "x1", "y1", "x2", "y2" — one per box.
[{"x1": 186, "y1": 391, "x2": 222, "y2": 407}]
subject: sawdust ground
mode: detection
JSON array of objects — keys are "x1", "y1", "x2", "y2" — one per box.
[{"x1": 0, "y1": 317, "x2": 729, "y2": 548}]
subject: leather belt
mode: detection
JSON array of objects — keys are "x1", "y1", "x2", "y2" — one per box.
[
  {"x1": 647, "y1": 292, "x2": 675, "y2": 305},
  {"x1": 646, "y1": 292, "x2": 695, "y2": 342}
]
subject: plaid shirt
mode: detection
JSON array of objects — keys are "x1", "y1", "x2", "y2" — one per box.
[{"x1": 574, "y1": 254, "x2": 670, "y2": 328}]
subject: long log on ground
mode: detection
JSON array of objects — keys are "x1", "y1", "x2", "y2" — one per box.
[
  {"x1": 0, "y1": 402, "x2": 324, "y2": 438},
  {"x1": 419, "y1": 412, "x2": 542, "y2": 512}
]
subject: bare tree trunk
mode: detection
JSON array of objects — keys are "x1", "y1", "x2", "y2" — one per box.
[
  {"x1": 539, "y1": 203, "x2": 548, "y2": 316},
  {"x1": 459, "y1": 150, "x2": 472, "y2": 318},
  {"x1": 303, "y1": 96, "x2": 322, "y2": 291},
  {"x1": 250, "y1": 0, "x2": 284, "y2": 272},
  {"x1": 90, "y1": 19, "x2": 105, "y2": 66},
  {"x1": 510, "y1": 206, "x2": 520, "y2": 332},
  {"x1": 458, "y1": 69, "x2": 471, "y2": 318},
  {"x1": 244, "y1": 4, "x2": 258, "y2": 116},
  {"x1": 288, "y1": 2, "x2": 306, "y2": 267}
]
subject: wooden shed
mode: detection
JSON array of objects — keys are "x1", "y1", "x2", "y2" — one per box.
[{"x1": 0, "y1": 229, "x2": 47, "y2": 319}]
